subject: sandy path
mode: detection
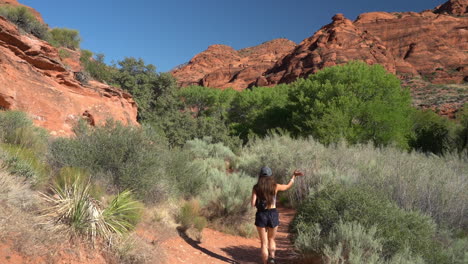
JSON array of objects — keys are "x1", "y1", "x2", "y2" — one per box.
[{"x1": 162, "y1": 206, "x2": 298, "y2": 264}]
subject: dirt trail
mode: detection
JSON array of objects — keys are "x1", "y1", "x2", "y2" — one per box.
[{"x1": 162, "y1": 206, "x2": 298, "y2": 264}]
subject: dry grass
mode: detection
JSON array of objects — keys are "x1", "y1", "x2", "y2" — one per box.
[
  {"x1": 109, "y1": 233, "x2": 166, "y2": 264},
  {"x1": 0, "y1": 170, "x2": 65, "y2": 260}
]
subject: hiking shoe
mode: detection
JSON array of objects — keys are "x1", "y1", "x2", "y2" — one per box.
[{"x1": 268, "y1": 257, "x2": 276, "y2": 264}]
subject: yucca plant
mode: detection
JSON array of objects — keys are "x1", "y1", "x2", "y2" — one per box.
[
  {"x1": 41, "y1": 169, "x2": 141, "y2": 244},
  {"x1": 101, "y1": 190, "x2": 142, "y2": 237}
]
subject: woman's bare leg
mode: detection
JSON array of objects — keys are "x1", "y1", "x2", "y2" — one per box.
[
  {"x1": 256, "y1": 226, "x2": 268, "y2": 264},
  {"x1": 267, "y1": 227, "x2": 278, "y2": 260}
]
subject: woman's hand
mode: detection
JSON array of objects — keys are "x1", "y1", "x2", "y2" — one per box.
[{"x1": 293, "y1": 169, "x2": 304, "y2": 176}]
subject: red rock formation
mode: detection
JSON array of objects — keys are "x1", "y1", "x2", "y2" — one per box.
[
  {"x1": 434, "y1": 0, "x2": 468, "y2": 15},
  {"x1": 354, "y1": 9, "x2": 467, "y2": 84},
  {"x1": 0, "y1": 0, "x2": 44, "y2": 23},
  {"x1": 172, "y1": 0, "x2": 468, "y2": 90},
  {"x1": 171, "y1": 39, "x2": 296, "y2": 90},
  {"x1": 0, "y1": 16, "x2": 138, "y2": 136},
  {"x1": 264, "y1": 14, "x2": 397, "y2": 84}
]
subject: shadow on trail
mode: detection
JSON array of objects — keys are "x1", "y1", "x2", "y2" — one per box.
[
  {"x1": 177, "y1": 227, "x2": 238, "y2": 263},
  {"x1": 221, "y1": 246, "x2": 260, "y2": 264}
]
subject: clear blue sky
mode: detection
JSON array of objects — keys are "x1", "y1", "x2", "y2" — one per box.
[{"x1": 21, "y1": 0, "x2": 446, "y2": 72}]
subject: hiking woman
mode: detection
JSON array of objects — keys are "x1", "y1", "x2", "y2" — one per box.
[{"x1": 251, "y1": 166, "x2": 303, "y2": 264}]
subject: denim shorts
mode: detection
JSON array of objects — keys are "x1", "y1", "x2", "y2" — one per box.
[{"x1": 255, "y1": 208, "x2": 279, "y2": 228}]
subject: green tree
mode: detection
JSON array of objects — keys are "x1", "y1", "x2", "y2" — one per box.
[
  {"x1": 111, "y1": 57, "x2": 176, "y2": 121},
  {"x1": 287, "y1": 61, "x2": 412, "y2": 147},
  {"x1": 79, "y1": 50, "x2": 115, "y2": 83},
  {"x1": 149, "y1": 86, "x2": 238, "y2": 148},
  {"x1": 228, "y1": 85, "x2": 290, "y2": 141}
]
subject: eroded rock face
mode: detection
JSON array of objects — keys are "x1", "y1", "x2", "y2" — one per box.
[
  {"x1": 171, "y1": 39, "x2": 296, "y2": 90},
  {"x1": 264, "y1": 14, "x2": 397, "y2": 84},
  {"x1": 172, "y1": 0, "x2": 468, "y2": 90},
  {"x1": 0, "y1": 16, "x2": 138, "y2": 136},
  {"x1": 434, "y1": 0, "x2": 468, "y2": 15},
  {"x1": 354, "y1": 9, "x2": 468, "y2": 84}
]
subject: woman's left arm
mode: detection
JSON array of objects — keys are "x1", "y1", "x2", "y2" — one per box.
[{"x1": 251, "y1": 188, "x2": 257, "y2": 208}]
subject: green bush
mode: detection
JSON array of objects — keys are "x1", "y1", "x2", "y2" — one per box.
[
  {"x1": 292, "y1": 185, "x2": 443, "y2": 262},
  {"x1": 49, "y1": 28, "x2": 81, "y2": 49},
  {"x1": 323, "y1": 221, "x2": 386, "y2": 264},
  {"x1": 0, "y1": 111, "x2": 48, "y2": 154},
  {"x1": 0, "y1": 144, "x2": 49, "y2": 187},
  {"x1": 455, "y1": 103, "x2": 468, "y2": 153},
  {"x1": 48, "y1": 120, "x2": 171, "y2": 202},
  {"x1": 0, "y1": 6, "x2": 49, "y2": 39},
  {"x1": 172, "y1": 138, "x2": 255, "y2": 236},
  {"x1": 410, "y1": 109, "x2": 458, "y2": 154},
  {"x1": 287, "y1": 61, "x2": 412, "y2": 148}
]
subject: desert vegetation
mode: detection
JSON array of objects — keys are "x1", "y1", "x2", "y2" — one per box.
[{"x1": 1, "y1": 61, "x2": 467, "y2": 263}]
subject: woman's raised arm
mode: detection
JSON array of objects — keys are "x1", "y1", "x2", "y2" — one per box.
[{"x1": 276, "y1": 170, "x2": 303, "y2": 192}]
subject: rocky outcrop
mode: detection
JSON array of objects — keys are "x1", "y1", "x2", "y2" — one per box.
[
  {"x1": 264, "y1": 14, "x2": 397, "y2": 84},
  {"x1": 171, "y1": 39, "x2": 296, "y2": 90},
  {"x1": 172, "y1": 0, "x2": 468, "y2": 90},
  {"x1": 354, "y1": 8, "x2": 467, "y2": 84},
  {"x1": 0, "y1": 16, "x2": 138, "y2": 136},
  {"x1": 434, "y1": 0, "x2": 468, "y2": 15}
]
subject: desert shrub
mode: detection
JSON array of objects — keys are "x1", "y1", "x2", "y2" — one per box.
[
  {"x1": 292, "y1": 185, "x2": 444, "y2": 262},
  {"x1": 0, "y1": 6, "x2": 49, "y2": 39},
  {"x1": 0, "y1": 111, "x2": 48, "y2": 154},
  {"x1": 295, "y1": 220, "x2": 427, "y2": 264},
  {"x1": 0, "y1": 144, "x2": 49, "y2": 186},
  {"x1": 238, "y1": 134, "x2": 468, "y2": 230},
  {"x1": 322, "y1": 221, "x2": 383, "y2": 264},
  {"x1": 49, "y1": 28, "x2": 80, "y2": 49},
  {"x1": 287, "y1": 61, "x2": 412, "y2": 148},
  {"x1": 177, "y1": 199, "x2": 207, "y2": 233},
  {"x1": 410, "y1": 109, "x2": 458, "y2": 154},
  {"x1": 176, "y1": 138, "x2": 255, "y2": 236},
  {"x1": 48, "y1": 121, "x2": 171, "y2": 202},
  {"x1": 41, "y1": 170, "x2": 141, "y2": 242}
]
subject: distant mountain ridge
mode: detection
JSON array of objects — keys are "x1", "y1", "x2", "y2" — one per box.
[{"x1": 172, "y1": 0, "x2": 468, "y2": 90}]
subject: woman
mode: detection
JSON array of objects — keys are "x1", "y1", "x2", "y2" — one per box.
[{"x1": 251, "y1": 166, "x2": 303, "y2": 264}]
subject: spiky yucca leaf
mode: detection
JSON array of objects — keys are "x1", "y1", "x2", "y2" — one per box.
[{"x1": 101, "y1": 190, "x2": 142, "y2": 236}]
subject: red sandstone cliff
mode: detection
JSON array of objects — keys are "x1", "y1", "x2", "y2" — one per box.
[
  {"x1": 172, "y1": 39, "x2": 296, "y2": 90},
  {"x1": 0, "y1": 15, "x2": 138, "y2": 136},
  {"x1": 172, "y1": 0, "x2": 468, "y2": 89}
]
